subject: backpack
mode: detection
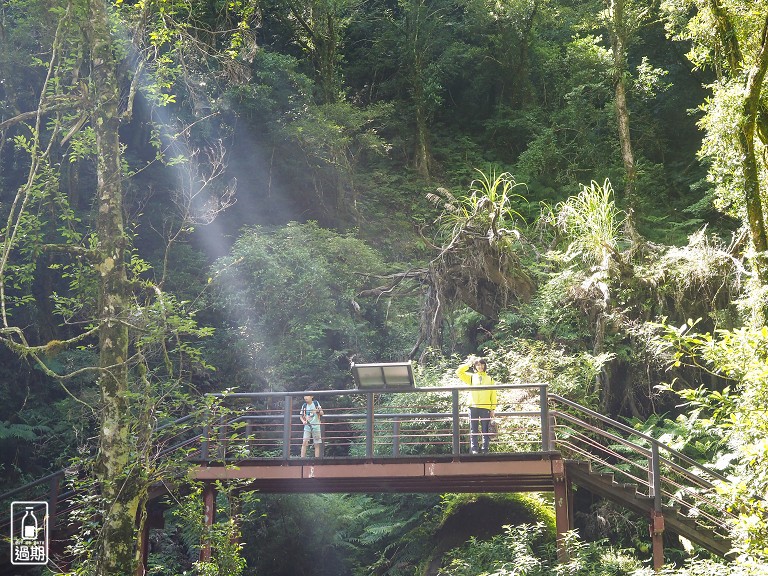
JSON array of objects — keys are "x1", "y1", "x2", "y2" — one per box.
[{"x1": 301, "y1": 401, "x2": 322, "y2": 421}]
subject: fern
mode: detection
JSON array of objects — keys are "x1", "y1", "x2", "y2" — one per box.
[{"x1": 0, "y1": 421, "x2": 49, "y2": 442}]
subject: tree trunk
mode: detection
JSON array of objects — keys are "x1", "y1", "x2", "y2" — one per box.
[
  {"x1": 609, "y1": 0, "x2": 638, "y2": 226},
  {"x1": 708, "y1": 0, "x2": 742, "y2": 78},
  {"x1": 86, "y1": 0, "x2": 142, "y2": 573},
  {"x1": 316, "y1": 11, "x2": 338, "y2": 104},
  {"x1": 414, "y1": 99, "x2": 431, "y2": 179},
  {"x1": 510, "y1": 1, "x2": 538, "y2": 107},
  {"x1": 614, "y1": 79, "x2": 636, "y2": 206},
  {"x1": 407, "y1": 0, "x2": 432, "y2": 179},
  {"x1": 739, "y1": 14, "x2": 768, "y2": 282}
]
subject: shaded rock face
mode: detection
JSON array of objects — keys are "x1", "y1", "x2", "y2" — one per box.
[{"x1": 423, "y1": 496, "x2": 545, "y2": 576}]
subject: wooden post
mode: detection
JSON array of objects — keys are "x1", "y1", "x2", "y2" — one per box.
[
  {"x1": 650, "y1": 510, "x2": 665, "y2": 571},
  {"x1": 552, "y1": 458, "x2": 571, "y2": 563},
  {"x1": 200, "y1": 482, "x2": 217, "y2": 563}
]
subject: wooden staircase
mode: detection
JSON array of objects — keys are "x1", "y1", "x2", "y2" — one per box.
[
  {"x1": 549, "y1": 394, "x2": 734, "y2": 560},
  {"x1": 565, "y1": 459, "x2": 731, "y2": 556}
]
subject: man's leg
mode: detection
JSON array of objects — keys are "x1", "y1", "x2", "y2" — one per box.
[
  {"x1": 469, "y1": 408, "x2": 480, "y2": 453},
  {"x1": 479, "y1": 409, "x2": 491, "y2": 452},
  {"x1": 313, "y1": 426, "x2": 323, "y2": 458},
  {"x1": 301, "y1": 426, "x2": 310, "y2": 457}
]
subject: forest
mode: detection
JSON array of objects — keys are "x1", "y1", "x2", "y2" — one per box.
[{"x1": 1, "y1": 0, "x2": 768, "y2": 574}]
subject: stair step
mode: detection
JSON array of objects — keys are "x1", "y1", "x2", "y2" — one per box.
[{"x1": 565, "y1": 458, "x2": 732, "y2": 557}]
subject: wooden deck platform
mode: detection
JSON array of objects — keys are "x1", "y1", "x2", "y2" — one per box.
[{"x1": 191, "y1": 452, "x2": 565, "y2": 493}]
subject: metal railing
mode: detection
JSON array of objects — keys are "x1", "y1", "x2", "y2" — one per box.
[
  {"x1": 199, "y1": 384, "x2": 550, "y2": 460},
  {"x1": 0, "y1": 413, "x2": 208, "y2": 544},
  {"x1": 0, "y1": 384, "x2": 549, "y2": 538},
  {"x1": 0, "y1": 385, "x2": 738, "y2": 558},
  {"x1": 548, "y1": 394, "x2": 734, "y2": 545}
]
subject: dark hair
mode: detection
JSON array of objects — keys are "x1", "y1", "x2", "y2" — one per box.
[{"x1": 474, "y1": 358, "x2": 487, "y2": 369}]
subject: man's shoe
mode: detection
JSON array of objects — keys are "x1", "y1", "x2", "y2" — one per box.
[{"x1": 470, "y1": 449, "x2": 479, "y2": 454}]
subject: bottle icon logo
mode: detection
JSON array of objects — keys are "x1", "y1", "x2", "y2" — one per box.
[
  {"x1": 21, "y1": 507, "x2": 38, "y2": 539},
  {"x1": 10, "y1": 501, "x2": 48, "y2": 565}
]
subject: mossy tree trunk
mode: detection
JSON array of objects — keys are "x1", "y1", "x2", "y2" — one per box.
[
  {"x1": 738, "y1": 14, "x2": 768, "y2": 282},
  {"x1": 85, "y1": 0, "x2": 145, "y2": 572},
  {"x1": 404, "y1": 0, "x2": 434, "y2": 179},
  {"x1": 700, "y1": 1, "x2": 768, "y2": 282},
  {"x1": 606, "y1": 0, "x2": 642, "y2": 233}
]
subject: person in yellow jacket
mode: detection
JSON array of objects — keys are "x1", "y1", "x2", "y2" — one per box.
[{"x1": 456, "y1": 356, "x2": 497, "y2": 454}]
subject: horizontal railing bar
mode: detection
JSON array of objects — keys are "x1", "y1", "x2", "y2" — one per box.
[
  {"x1": 553, "y1": 414, "x2": 721, "y2": 490},
  {"x1": 553, "y1": 412, "x2": 649, "y2": 455},
  {"x1": 155, "y1": 414, "x2": 197, "y2": 431},
  {"x1": 224, "y1": 410, "x2": 538, "y2": 424},
  {"x1": 0, "y1": 470, "x2": 65, "y2": 500},
  {"x1": 550, "y1": 394, "x2": 727, "y2": 484},
  {"x1": 207, "y1": 383, "x2": 546, "y2": 400}
]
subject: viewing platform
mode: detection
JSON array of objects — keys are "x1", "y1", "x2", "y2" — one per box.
[{"x1": 0, "y1": 363, "x2": 735, "y2": 572}]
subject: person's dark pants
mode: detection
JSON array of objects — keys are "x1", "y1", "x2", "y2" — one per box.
[{"x1": 469, "y1": 407, "x2": 491, "y2": 453}]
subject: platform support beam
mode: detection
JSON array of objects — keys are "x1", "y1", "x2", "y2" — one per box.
[
  {"x1": 650, "y1": 510, "x2": 665, "y2": 571},
  {"x1": 200, "y1": 482, "x2": 217, "y2": 563},
  {"x1": 552, "y1": 459, "x2": 572, "y2": 564}
]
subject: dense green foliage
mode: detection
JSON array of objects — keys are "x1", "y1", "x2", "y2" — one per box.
[
  {"x1": 210, "y1": 221, "x2": 417, "y2": 389},
  {"x1": 4, "y1": 0, "x2": 768, "y2": 574}
]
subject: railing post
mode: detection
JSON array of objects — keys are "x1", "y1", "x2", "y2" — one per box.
[
  {"x1": 283, "y1": 395, "x2": 292, "y2": 460},
  {"x1": 201, "y1": 409, "x2": 210, "y2": 461},
  {"x1": 540, "y1": 385, "x2": 551, "y2": 451},
  {"x1": 452, "y1": 389, "x2": 461, "y2": 457},
  {"x1": 217, "y1": 415, "x2": 226, "y2": 461},
  {"x1": 245, "y1": 421, "x2": 253, "y2": 455},
  {"x1": 48, "y1": 473, "x2": 60, "y2": 532},
  {"x1": 366, "y1": 393, "x2": 374, "y2": 458},
  {"x1": 649, "y1": 442, "x2": 665, "y2": 571},
  {"x1": 650, "y1": 442, "x2": 661, "y2": 511},
  {"x1": 393, "y1": 418, "x2": 400, "y2": 456}
]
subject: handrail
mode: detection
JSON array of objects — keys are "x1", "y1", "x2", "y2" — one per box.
[
  {"x1": 0, "y1": 410, "x2": 206, "y2": 513},
  {"x1": 0, "y1": 384, "x2": 736, "y2": 560},
  {"x1": 206, "y1": 384, "x2": 543, "y2": 398},
  {"x1": 549, "y1": 394, "x2": 728, "y2": 484},
  {"x1": 199, "y1": 383, "x2": 550, "y2": 461},
  {"x1": 0, "y1": 469, "x2": 65, "y2": 500},
  {"x1": 548, "y1": 393, "x2": 734, "y2": 547},
  {"x1": 551, "y1": 410, "x2": 722, "y2": 489}
]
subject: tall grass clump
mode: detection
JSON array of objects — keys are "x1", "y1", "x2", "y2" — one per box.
[{"x1": 554, "y1": 179, "x2": 626, "y2": 267}]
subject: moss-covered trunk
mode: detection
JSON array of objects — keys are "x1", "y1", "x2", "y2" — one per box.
[
  {"x1": 609, "y1": 0, "x2": 637, "y2": 222},
  {"x1": 740, "y1": 14, "x2": 768, "y2": 282},
  {"x1": 86, "y1": 0, "x2": 143, "y2": 572}
]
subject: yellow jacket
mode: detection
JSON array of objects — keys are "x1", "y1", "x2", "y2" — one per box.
[{"x1": 456, "y1": 363, "x2": 497, "y2": 410}]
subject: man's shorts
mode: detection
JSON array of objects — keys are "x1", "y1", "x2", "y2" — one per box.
[{"x1": 303, "y1": 423, "x2": 322, "y2": 444}]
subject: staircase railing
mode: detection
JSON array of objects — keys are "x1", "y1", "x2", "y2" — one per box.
[
  {"x1": 548, "y1": 394, "x2": 735, "y2": 550},
  {"x1": 0, "y1": 412, "x2": 208, "y2": 549}
]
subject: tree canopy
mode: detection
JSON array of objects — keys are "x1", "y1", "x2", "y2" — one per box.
[{"x1": 3, "y1": 0, "x2": 768, "y2": 574}]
